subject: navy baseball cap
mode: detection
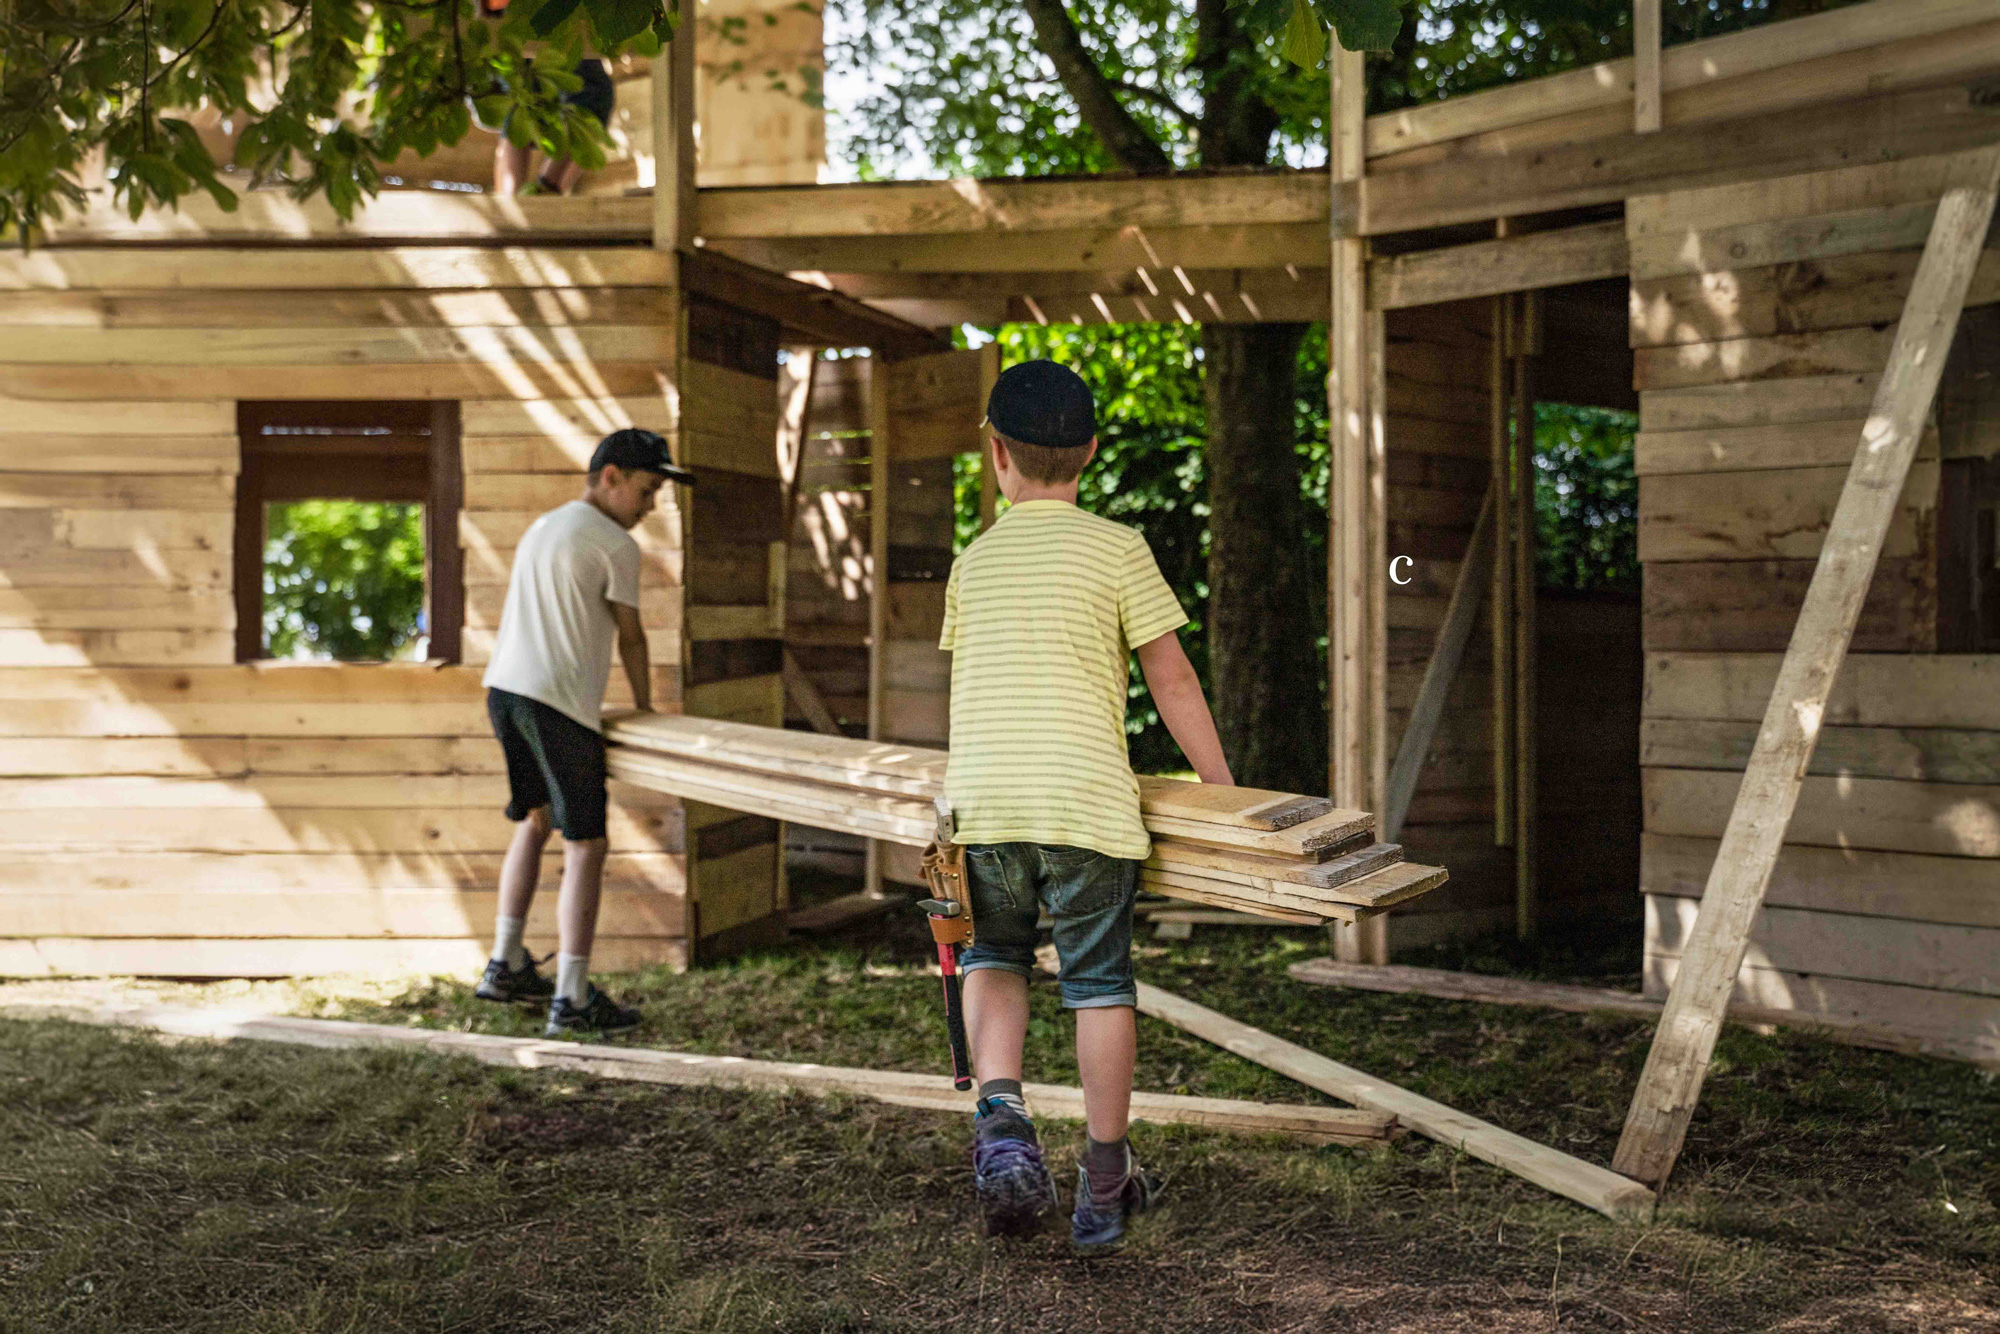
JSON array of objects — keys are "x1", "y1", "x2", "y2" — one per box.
[
  {"x1": 589, "y1": 427, "x2": 695, "y2": 484},
  {"x1": 984, "y1": 359, "x2": 1096, "y2": 450}
]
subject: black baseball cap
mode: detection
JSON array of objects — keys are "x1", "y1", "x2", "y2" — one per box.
[
  {"x1": 589, "y1": 427, "x2": 696, "y2": 484},
  {"x1": 984, "y1": 359, "x2": 1096, "y2": 450}
]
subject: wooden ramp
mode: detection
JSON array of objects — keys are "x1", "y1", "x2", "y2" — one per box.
[{"x1": 604, "y1": 713, "x2": 1448, "y2": 926}]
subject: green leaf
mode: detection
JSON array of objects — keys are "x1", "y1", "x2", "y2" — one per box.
[
  {"x1": 586, "y1": 0, "x2": 657, "y2": 48},
  {"x1": 1312, "y1": 0, "x2": 1403, "y2": 53},
  {"x1": 1280, "y1": 0, "x2": 1325, "y2": 70},
  {"x1": 528, "y1": 0, "x2": 584, "y2": 39}
]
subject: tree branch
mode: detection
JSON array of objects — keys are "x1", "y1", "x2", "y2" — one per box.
[
  {"x1": 1111, "y1": 77, "x2": 1196, "y2": 127},
  {"x1": 1016, "y1": 0, "x2": 1171, "y2": 174}
]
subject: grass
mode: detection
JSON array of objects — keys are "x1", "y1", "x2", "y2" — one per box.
[{"x1": 3, "y1": 908, "x2": 1996, "y2": 1332}]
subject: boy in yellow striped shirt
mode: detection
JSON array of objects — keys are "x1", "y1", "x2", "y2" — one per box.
[{"x1": 940, "y1": 359, "x2": 1234, "y2": 1248}]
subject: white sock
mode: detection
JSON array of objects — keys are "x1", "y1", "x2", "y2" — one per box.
[
  {"x1": 492, "y1": 916, "x2": 527, "y2": 971},
  {"x1": 556, "y1": 953, "x2": 590, "y2": 1007}
]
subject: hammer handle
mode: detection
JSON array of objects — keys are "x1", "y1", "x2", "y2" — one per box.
[{"x1": 936, "y1": 940, "x2": 972, "y2": 1091}]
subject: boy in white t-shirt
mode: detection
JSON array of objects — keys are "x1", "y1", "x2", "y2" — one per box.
[{"x1": 475, "y1": 428, "x2": 692, "y2": 1037}]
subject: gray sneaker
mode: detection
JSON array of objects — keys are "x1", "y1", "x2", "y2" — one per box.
[
  {"x1": 1071, "y1": 1154, "x2": 1158, "y2": 1251},
  {"x1": 543, "y1": 985, "x2": 641, "y2": 1038}
]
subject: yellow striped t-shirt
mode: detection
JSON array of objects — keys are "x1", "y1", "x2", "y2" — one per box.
[{"x1": 938, "y1": 500, "x2": 1189, "y2": 860}]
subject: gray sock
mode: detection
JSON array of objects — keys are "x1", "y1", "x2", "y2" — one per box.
[
  {"x1": 1083, "y1": 1135, "x2": 1130, "y2": 1199},
  {"x1": 977, "y1": 1078, "x2": 1028, "y2": 1120}
]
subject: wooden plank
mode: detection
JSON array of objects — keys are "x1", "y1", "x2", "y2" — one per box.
[
  {"x1": 0, "y1": 701, "x2": 493, "y2": 739},
  {"x1": 1642, "y1": 557, "x2": 1934, "y2": 654},
  {"x1": 1639, "y1": 373, "x2": 1881, "y2": 432},
  {"x1": 1643, "y1": 650, "x2": 2000, "y2": 729},
  {"x1": 1645, "y1": 894, "x2": 2000, "y2": 999},
  {"x1": 0, "y1": 806, "x2": 679, "y2": 854},
  {"x1": 1637, "y1": 462, "x2": 1935, "y2": 562},
  {"x1": 0, "y1": 936, "x2": 687, "y2": 978},
  {"x1": 1634, "y1": 420, "x2": 1939, "y2": 476},
  {"x1": 0, "y1": 662, "x2": 484, "y2": 702},
  {"x1": 1641, "y1": 717, "x2": 2000, "y2": 785},
  {"x1": 1132, "y1": 980, "x2": 1655, "y2": 1220},
  {"x1": 1633, "y1": 326, "x2": 1896, "y2": 392},
  {"x1": 707, "y1": 222, "x2": 1333, "y2": 277},
  {"x1": 1627, "y1": 145, "x2": 2000, "y2": 274},
  {"x1": 0, "y1": 361, "x2": 677, "y2": 403},
  {"x1": 0, "y1": 247, "x2": 677, "y2": 292},
  {"x1": 607, "y1": 750, "x2": 935, "y2": 845},
  {"x1": 1369, "y1": 222, "x2": 1627, "y2": 311},
  {"x1": 0, "y1": 629, "x2": 232, "y2": 667},
  {"x1": 1384, "y1": 488, "x2": 1493, "y2": 841},
  {"x1": 36, "y1": 191, "x2": 651, "y2": 244},
  {"x1": 1146, "y1": 857, "x2": 1442, "y2": 916},
  {"x1": 1643, "y1": 766, "x2": 2000, "y2": 859},
  {"x1": 0, "y1": 474, "x2": 232, "y2": 509},
  {"x1": 0, "y1": 288, "x2": 681, "y2": 330},
  {"x1": 0, "y1": 587, "x2": 234, "y2": 630},
  {"x1": 700, "y1": 172, "x2": 1331, "y2": 240},
  {"x1": 1633, "y1": 0, "x2": 1661, "y2": 135},
  {"x1": 0, "y1": 324, "x2": 676, "y2": 367},
  {"x1": 1364, "y1": 0, "x2": 2000, "y2": 158},
  {"x1": 1642, "y1": 833, "x2": 2000, "y2": 930},
  {"x1": 1615, "y1": 150, "x2": 2000, "y2": 1187},
  {"x1": 1367, "y1": 81, "x2": 2000, "y2": 237},
  {"x1": 1151, "y1": 839, "x2": 1402, "y2": 893},
  {"x1": 782, "y1": 647, "x2": 845, "y2": 737},
  {"x1": 1642, "y1": 955, "x2": 2000, "y2": 1068},
  {"x1": 0, "y1": 434, "x2": 238, "y2": 474},
  {"x1": 1133, "y1": 875, "x2": 1332, "y2": 925},
  {"x1": 1289, "y1": 955, "x2": 2000, "y2": 1066},
  {"x1": 0, "y1": 1002, "x2": 1399, "y2": 1145},
  {"x1": 0, "y1": 849, "x2": 681, "y2": 893},
  {"x1": 1631, "y1": 251, "x2": 2000, "y2": 350},
  {"x1": 0, "y1": 887, "x2": 688, "y2": 940}
]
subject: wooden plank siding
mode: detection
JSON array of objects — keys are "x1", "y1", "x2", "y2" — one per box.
[
  {"x1": 0, "y1": 248, "x2": 705, "y2": 977},
  {"x1": 1631, "y1": 153, "x2": 2000, "y2": 1060}
]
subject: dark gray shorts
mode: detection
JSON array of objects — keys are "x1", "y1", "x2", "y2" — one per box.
[
  {"x1": 960, "y1": 843, "x2": 1138, "y2": 1009},
  {"x1": 487, "y1": 688, "x2": 608, "y2": 841}
]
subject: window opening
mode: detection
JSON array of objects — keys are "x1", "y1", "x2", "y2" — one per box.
[{"x1": 235, "y1": 401, "x2": 462, "y2": 663}]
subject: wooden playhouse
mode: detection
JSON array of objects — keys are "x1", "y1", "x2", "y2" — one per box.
[{"x1": 1, "y1": 0, "x2": 1996, "y2": 1078}]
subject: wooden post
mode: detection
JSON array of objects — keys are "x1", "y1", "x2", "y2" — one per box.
[
  {"x1": 864, "y1": 353, "x2": 891, "y2": 897},
  {"x1": 1328, "y1": 41, "x2": 1385, "y2": 965},
  {"x1": 1384, "y1": 487, "x2": 1495, "y2": 842},
  {"x1": 978, "y1": 342, "x2": 1000, "y2": 531},
  {"x1": 1511, "y1": 295, "x2": 1541, "y2": 940},
  {"x1": 650, "y1": 26, "x2": 698, "y2": 253},
  {"x1": 1489, "y1": 291, "x2": 1514, "y2": 848},
  {"x1": 1634, "y1": 0, "x2": 1663, "y2": 134},
  {"x1": 1611, "y1": 149, "x2": 2000, "y2": 1190}
]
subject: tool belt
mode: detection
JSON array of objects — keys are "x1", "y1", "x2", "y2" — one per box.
[
  {"x1": 920, "y1": 799, "x2": 974, "y2": 946},
  {"x1": 919, "y1": 840, "x2": 972, "y2": 946}
]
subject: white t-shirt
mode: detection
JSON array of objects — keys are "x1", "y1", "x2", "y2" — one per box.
[{"x1": 481, "y1": 500, "x2": 642, "y2": 733}]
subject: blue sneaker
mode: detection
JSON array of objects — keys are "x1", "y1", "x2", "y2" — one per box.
[
  {"x1": 971, "y1": 1101, "x2": 1056, "y2": 1237},
  {"x1": 1071, "y1": 1153, "x2": 1157, "y2": 1252}
]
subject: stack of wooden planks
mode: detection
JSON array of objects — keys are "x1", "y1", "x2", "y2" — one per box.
[{"x1": 604, "y1": 713, "x2": 1447, "y2": 926}]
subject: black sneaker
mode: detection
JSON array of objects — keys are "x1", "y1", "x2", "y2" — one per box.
[
  {"x1": 544, "y1": 985, "x2": 642, "y2": 1038},
  {"x1": 475, "y1": 953, "x2": 554, "y2": 1004},
  {"x1": 971, "y1": 1100, "x2": 1057, "y2": 1237}
]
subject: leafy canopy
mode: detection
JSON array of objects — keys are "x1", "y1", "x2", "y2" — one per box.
[
  {"x1": 264, "y1": 500, "x2": 428, "y2": 661},
  {"x1": 0, "y1": 0, "x2": 677, "y2": 236}
]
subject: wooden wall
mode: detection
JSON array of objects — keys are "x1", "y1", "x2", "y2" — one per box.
[
  {"x1": 1628, "y1": 148, "x2": 2000, "y2": 1064},
  {"x1": 0, "y1": 243, "x2": 782, "y2": 976},
  {"x1": 786, "y1": 355, "x2": 872, "y2": 733},
  {"x1": 1380, "y1": 300, "x2": 1510, "y2": 949}
]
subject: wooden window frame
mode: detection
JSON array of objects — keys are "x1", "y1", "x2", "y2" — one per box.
[{"x1": 234, "y1": 401, "x2": 463, "y2": 664}]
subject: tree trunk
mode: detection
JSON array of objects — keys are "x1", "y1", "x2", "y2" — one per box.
[{"x1": 1203, "y1": 320, "x2": 1327, "y2": 795}]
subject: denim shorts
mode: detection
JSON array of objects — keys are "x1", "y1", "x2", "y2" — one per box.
[{"x1": 959, "y1": 843, "x2": 1138, "y2": 1010}]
